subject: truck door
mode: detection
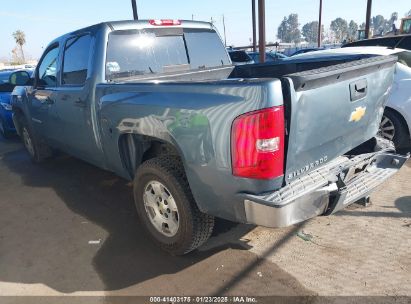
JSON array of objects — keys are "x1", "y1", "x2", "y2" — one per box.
[
  {"x1": 54, "y1": 33, "x2": 103, "y2": 164},
  {"x1": 28, "y1": 44, "x2": 63, "y2": 148}
]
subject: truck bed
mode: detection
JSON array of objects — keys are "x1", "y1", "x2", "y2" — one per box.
[{"x1": 230, "y1": 55, "x2": 398, "y2": 183}]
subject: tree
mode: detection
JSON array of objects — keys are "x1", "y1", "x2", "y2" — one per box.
[
  {"x1": 385, "y1": 12, "x2": 399, "y2": 33},
  {"x1": 389, "y1": 12, "x2": 399, "y2": 23},
  {"x1": 277, "y1": 17, "x2": 288, "y2": 42},
  {"x1": 277, "y1": 14, "x2": 301, "y2": 44},
  {"x1": 372, "y1": 15, "x2": 386, "y2": 35},
  {"x1": 287, "y1": 14, "x2": 301, "y2": 44},
  {"x1": 348, "y1": 20, "x2": 358, "y2": 40},
  {"x1": 12, "y1": 30, "x2": 26, "y2": 63},
  {"x1": 330, "y1": 18, "x2": 348, "y2": 42},
  {"x1": 407, "y1": 10, "x2": 411, "y2": 17},
  {"x1": 302, "y1": 21, "x2": 324, "y2": 44}
]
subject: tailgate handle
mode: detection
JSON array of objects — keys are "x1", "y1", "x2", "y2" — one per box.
[
  {"x1": 355, "y1": 83, "x2": 366, "y2": 93},
  {"x1": 350, "y1": 79, "x2": 367, "y2": 102}
]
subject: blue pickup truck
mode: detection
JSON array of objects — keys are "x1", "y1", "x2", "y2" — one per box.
[{"x1": 11, "y1": 20, "x2": 409, "y2": 255}]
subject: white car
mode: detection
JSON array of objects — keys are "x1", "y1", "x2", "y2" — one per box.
[{"x1": 293, "y1": 47, "x2": 411, "y2": 149}]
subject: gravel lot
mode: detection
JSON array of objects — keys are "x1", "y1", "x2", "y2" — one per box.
[{"x1": 0, "y1": 136, "x2": 410, "y2": 303}]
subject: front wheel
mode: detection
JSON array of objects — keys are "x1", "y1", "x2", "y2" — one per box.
[
  {"x1": 134, "y1": 156, "x2": 214, "y2": 255},
  {"x1": 20, "y1": 118, "x2": 52, "y2": 162}
]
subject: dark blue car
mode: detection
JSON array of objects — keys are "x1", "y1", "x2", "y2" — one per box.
[{"x1": 0, "y1": 70, "x2": 32, "y2": 138}]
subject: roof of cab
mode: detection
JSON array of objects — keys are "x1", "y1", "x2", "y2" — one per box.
[
  {"x1": 107, "y1": 19, "x2": 213, "y2": 31},
  {"x1": 45, "y1": 19, "x2": 214, "y2": 50}
]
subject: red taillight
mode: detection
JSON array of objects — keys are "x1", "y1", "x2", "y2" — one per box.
[
  {"x1": 231, "y1": 106, "x2": 285, "y2": 180},
  {"x1": 149, "y1": 19, "x2": 181, "y2": 26}
]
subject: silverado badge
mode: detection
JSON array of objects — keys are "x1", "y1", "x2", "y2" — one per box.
[{"x1": 349, "y1": 106, "x2": 366, "y2": 122}]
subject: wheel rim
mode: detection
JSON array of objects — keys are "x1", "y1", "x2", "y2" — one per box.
[
  {"x1": 143, "y1": 180, "x2": 179, "y2": 237},
  {"x1": 22, "y1": 127, "x2": 35, "y2": 157},
  {"x1": 379, "y1": 115, "x2": 395, "y2": 141}
]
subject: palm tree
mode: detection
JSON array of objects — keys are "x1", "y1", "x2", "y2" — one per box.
[{"x1": 12, "y1": 30, "x2": 26, "y2": 63}]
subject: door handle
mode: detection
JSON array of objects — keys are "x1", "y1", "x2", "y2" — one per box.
[{"x1": 355, "y1": 82, "x2": 367, "y2": 93}]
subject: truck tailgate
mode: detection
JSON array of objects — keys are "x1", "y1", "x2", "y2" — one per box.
[{"x1": 283, "y1": 56, "x2": 397, "y2": 182}]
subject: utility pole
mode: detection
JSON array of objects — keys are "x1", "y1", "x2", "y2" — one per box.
[
  {"x1": 222, "y1": 15, "x2": 227, "y2": 47},
  {"x1": 131, "y1": 0, "x2": 138, "y2": 20},
  {"x1": 258, "y1": 0, "x2": 266, "y2": 63},
  {"x1": 317, "y1": 0, "x2": 323, "y2": 47},
  {"x1": 365, "y1": 0, "x2": 372, "y2": 39},
  {"x1": 251, "y1": 0, "x2": 257, "y2": 52}
]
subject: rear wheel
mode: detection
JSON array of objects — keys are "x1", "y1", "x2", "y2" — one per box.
[
  {"x1": 20, "y1": 118, "x2": 52, "y2": 162},
  {"x1": 379, "y1": 110, "x2": 410, "y2": 149},
  {"x1": 133, "y1": 156, "x2": 214, "y2": 255}
]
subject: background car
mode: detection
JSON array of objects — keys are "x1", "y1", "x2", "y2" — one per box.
[
  {"x1": 290, "y1": 47, "x2": 325, "y2": 56},
  {"x1": 293, "y1": 46, "x2": 411, "y2": 149},
  {"x1": 227, "y1": 50, "x2": 254, "y2": 65},
  {"x1": 0, "y1": 70, "x2": 31, "y2": 138},
  {"x1": 343, "y1": 35, "x2": 411, "y2": 51},
  {"x1": 247, "y1": 51, "x2": 288, "y2": 63}
]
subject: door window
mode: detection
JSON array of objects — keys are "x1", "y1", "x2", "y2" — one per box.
[
  {"x1": 38, "y1": 45, "x2": 59, "y2": 87},
  {"x1": 62, "y1": 34, "x2": 92, "y2": 85}
]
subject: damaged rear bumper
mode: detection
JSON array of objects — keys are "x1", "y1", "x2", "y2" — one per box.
[{"x1": 241, "y1": 151, "x2": 409, "y2": 228}]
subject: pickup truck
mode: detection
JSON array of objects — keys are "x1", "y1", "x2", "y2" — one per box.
[{"x1": 11, "y1": 20, "x2": 409, "y2": 255}]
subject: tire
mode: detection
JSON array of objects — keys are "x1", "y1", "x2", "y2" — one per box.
[
  {"x1": 379, "y1": 109, "x2": 410, "y2": 149},
  {"x1": 0, "y1": 118, "x2": 13, "y2": 139},
  {"x1": 20, "y1": 117, "x2": 52, "y2": 162},
  {"x1": 133, "y1": 156, "x2": 214, "y2": 255}
]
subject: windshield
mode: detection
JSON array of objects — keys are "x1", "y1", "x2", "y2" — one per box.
[
  {"x1": 229, "y1": 51, "x2": 251, "y2": 62},
  {"x1": 0, "y1": 72, "x2": 14, "y2": 93},
  {"x1": 106, "y1": 28, "x2": 230, "y2": 81},
  {"x1": 0, "y1": 72, "x2": 12, "y2": 84},
  {"x1": 403, "y1": 19, "x2": 411, "y2": 34}
]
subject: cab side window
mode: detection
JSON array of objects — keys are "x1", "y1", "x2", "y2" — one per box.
[
  {"x1": 38, "y1": 45, "x2": 59, "y2": 87},
  {"x1": 62, "y1": 34, "x2": 92, "y2": 86}
]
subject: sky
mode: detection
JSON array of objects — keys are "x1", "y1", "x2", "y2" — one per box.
[{"x1": 1, "y1": 0, "x2": 410, "y2": 60}]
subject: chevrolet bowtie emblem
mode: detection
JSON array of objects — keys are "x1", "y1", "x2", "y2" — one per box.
[{"x1": 349, "y1": 106, "x2": 366, "y2": 122}]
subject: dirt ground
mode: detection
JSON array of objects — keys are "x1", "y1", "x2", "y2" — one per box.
[{"x1": 0, "y1": 136, "x2": 410, "y2": 303}]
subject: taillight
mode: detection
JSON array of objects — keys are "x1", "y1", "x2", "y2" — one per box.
[
  {"x1": 149, "y1": 19, "x2": 181, "y2": 26},
  {"x1": 231, "y1": 106, "x2": 285, "y2": 180}
]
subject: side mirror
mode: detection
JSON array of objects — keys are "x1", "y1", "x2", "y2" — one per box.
[{"x1": 9, "y1": 71, "x2": 31, "y2": 86}]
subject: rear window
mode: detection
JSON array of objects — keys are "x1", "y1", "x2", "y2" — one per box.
[
  {"x1": 62, "y1": 34, "x2": 92, "y2": 85},
  {"x1": 229, "y1": 51, "x2": 251, "y2": 62},
  {"x1": 106, "y1": 28, "x2": 230, "y2": 81}
]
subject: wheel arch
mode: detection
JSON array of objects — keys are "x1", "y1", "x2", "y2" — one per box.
[
  {"x1": 118, "y1": 133, "x2": 185, "y2": 179},
  {"x1": 11, "y1": 106, "x2": 25, "y2": 136},
  {"x1": 385, "y1": 106, "x2": 411, "y2": 137}
]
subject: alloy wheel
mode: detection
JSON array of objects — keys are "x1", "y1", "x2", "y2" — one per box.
[
  {"x1": 379, "y1": 115, "x2": 395, "y2": 141},
  {"x1": 143, "y1": 180, "x2": 179, "y2": 237}
]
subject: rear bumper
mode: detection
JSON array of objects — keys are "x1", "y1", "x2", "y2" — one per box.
[{"x1": 241, "y1": 151, "x2": 409, "y2": 228}]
